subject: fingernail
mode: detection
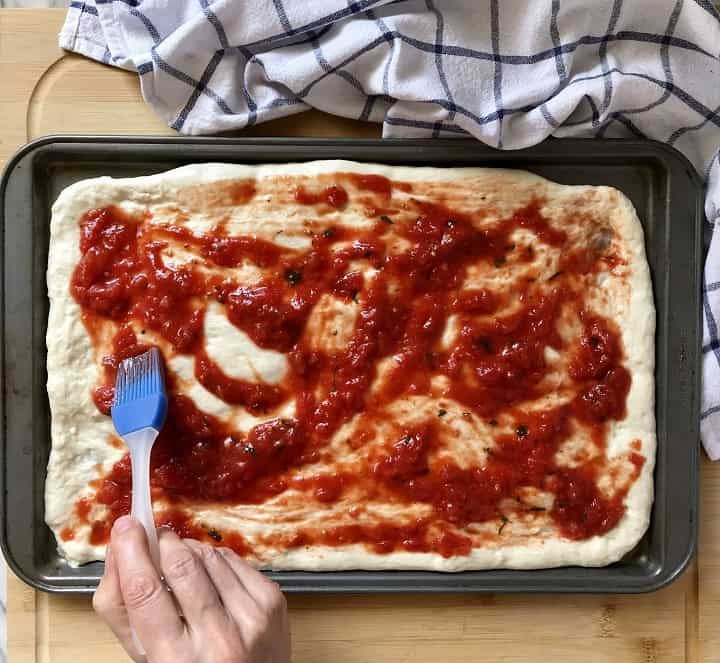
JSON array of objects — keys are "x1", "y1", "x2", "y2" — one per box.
[{"x1": 113, "y1": 515, "x2": 134, "y2": 534}]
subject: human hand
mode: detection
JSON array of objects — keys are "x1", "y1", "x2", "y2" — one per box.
[{"x1": 93, "y1": 515, "x2": 291, "y2": 663}]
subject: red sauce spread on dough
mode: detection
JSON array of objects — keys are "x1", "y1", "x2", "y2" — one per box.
[
  {"x1": 294, "y1": 184, "x2": 348, "y2": 209},
  {"x1": 67, "y1": 172, "x2": 642, "y2": 556}
]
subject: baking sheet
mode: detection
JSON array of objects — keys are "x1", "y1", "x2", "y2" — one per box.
[{"x1": 0, "y1": 136, "x2": 701, "y2": 593}]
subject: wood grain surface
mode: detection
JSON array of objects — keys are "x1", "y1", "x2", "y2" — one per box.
[{"x1": 0, "y1": 9, "x2": 711, "y2": 663}]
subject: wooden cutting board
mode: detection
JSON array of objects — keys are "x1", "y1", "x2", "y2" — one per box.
[{"x1": 1, "y1": 9, "x2": 715, "y2": 662}]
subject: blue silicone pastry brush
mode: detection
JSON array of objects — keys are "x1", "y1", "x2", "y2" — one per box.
[{"x1": 111, "y1": 347, "x2": 168, "y2": 568}]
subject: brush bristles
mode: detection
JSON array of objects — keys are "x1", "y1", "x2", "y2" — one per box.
[{"x1": 113, "y1": 348, "x2": 166, "y2": 406}]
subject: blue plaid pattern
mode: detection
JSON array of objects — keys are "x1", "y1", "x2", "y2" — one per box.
[{"x1": 61, "y1": 0, "x2": 720, "y2": 455}]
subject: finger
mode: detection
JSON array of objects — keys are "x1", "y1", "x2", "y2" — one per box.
[
  {"x1": 158, "y1": 528, "x2": 229, "y2": 631},
  {"x1": 93, "y1": 546, "x2": 146, "y2": 663},
  {"x1": 184, "y1": 540, "x2": 266, "y2": 627},
  {"x1": 111, "y1": 516, "x2": 186, "y2": 656},
  {"x1": 214, "y1": 546, "x2": 286, "y2": 615}
]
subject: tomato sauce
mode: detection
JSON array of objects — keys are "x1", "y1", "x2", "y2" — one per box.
[
  {"x1": 68, "y1": 173, "x2": 642, "y2": 556},
  {"x1": 294, "y1": 184, "x2": 348, "y2": 208}
]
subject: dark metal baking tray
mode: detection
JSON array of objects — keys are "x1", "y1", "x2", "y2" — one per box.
[{"x1": 0, "y1": 135, "x2": 701, "y2": 594}]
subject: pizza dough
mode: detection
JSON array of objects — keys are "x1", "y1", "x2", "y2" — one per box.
[{"x1": 45, "y1": 161, "x2": 655, "y2": 570}]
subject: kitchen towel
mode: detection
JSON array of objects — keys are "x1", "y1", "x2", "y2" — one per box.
[{"x1": 60, "y1": 0, "x2": 720, "y2": 455}]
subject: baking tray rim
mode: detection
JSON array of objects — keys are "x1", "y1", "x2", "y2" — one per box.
[{"x1": 0, "y1": 132, "x2": 710, "y2": 172}]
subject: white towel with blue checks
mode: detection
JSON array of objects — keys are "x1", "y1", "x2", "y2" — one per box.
[{"x1": 61, "y1": 0, "x2": 720, "y2": 456}]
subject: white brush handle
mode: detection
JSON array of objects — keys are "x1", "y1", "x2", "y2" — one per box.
[
  {"x1": 124, "y1": 427, "x2": 160, "y2": 656},
  {"x1": 126, "y1": 427, "x2": 161, "y2": 567}
]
